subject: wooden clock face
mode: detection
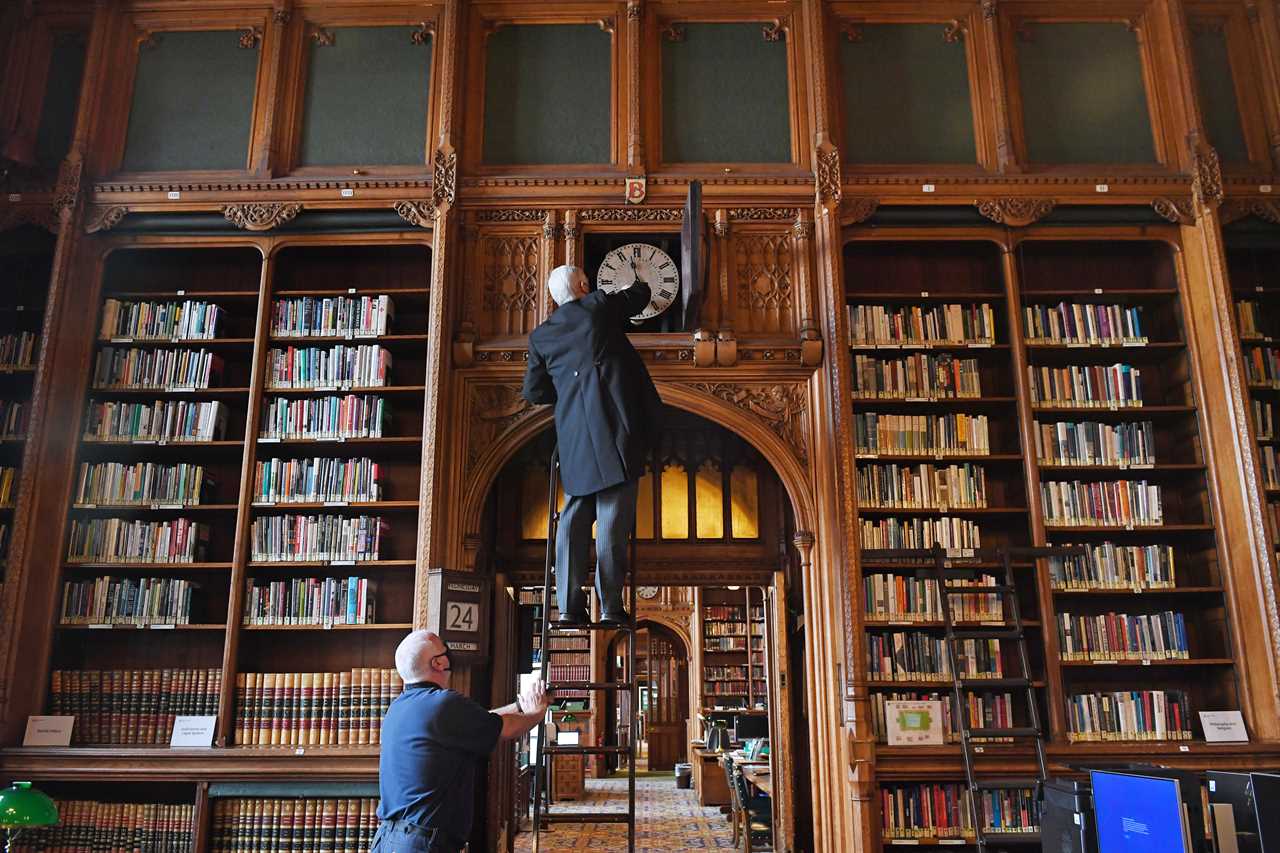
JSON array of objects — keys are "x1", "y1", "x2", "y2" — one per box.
[{"x1": 596, "y1": 243, "x2": 680, "y2": 321}]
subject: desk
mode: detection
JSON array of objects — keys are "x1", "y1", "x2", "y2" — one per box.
[
  {"x1": 691, "y1": 747, "x2": 731, "y2": 806},
  {"x1": 742, "y1": 765, "x2": 772, "y2": 796}
]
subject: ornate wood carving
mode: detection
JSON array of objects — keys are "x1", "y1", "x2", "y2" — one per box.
[
  {"x1": 578, "y1": 207, "x2": 681, "y2": 222},
  {"x1": 52, "y1": 157, "x2": 82, "y2": 218},
  {"x1": 762, "y1": 19, "x2": 785, "y2": 42},
  {"x1": 597, "y1": 17, "x2": 615, "y2": 35},
  {"x1": 136, "y1": 29, "x2": 158, "y2": 51},
  {"x1": 815, "y1": 144, "x2": 842, "y2": 209},
  {"x1": 1191, "y1": 143, "x2": 1224, "y2": 212},
  {"x1": 661, "y1": 23, "x2": 685, "y2": 42},
  {"x1": 976, "y1": 198, "x2": 1055, "y2": 226},
  {"x1": 222, "y1": 202, "x2": 302, "y2": 231},
  {"x1": 793, "y1": 219, "x2": 813, "y2": 239},
  {"x1": 271, "y1": 1, "x2": 291, "y2": 24},
  {"x1": 309, "y1": 27, "x2": 334, "y2": 46},
  {"x1": 943, "y1": 20, "x2": 965, "y2": 42},
  {"x1": 95, "y1": 178, "x2": 432, "y2": 193},
  {"x1": 480, "y1": 236, "x2": 541, "y2": 336},
  {"x1": 735, "y1": 233, "x2": 796, "y2": 335},
  {"x1": 239, "y1": 27, "x2": 262, "y2": 49},
  {"x1": 727, "y1": 208, "x2": 801, "y2": 222},
  {"x1": 476, "y1": 209, "x2": 547, "y2": 222},
  {"x1": 626, "y1": 0, "x2": 644, "y2": 170},
  {"x1": 1220, "y1": 199, "x2": 1280, "y2": 225},
  {"x1": 982, "y1": 0, "x2": 998, "y2": 20},
  {"x1": 688, "y1": 382, "x2": 808, "y2": 463},
  {"x1": 393, "y1": 200, "x2": 434, "y2": 229},
  {"x1": 838, "y1": 198, "x2": 878, "y2": 226},
  {"x1": 541, "y1": 211, "x2": 558, "y2": 240},
  {"x1": 627, "y1": 1, "x2": 641, "y2": 21},
  {"x1": 411, "y1": 22, "x2": 434, "y2": 45},
  {"x1": 83, "y1": 205, "x2": 128, "y2": 234},
  {"x1": 467, "y1": 384, "x2": 537, "y2": 474},
  {"x1": 840, "y1": 22, "x2": 863, "y2": 43},
  {"x1": 432, "y1": 149, "x2": 457, "y2": 208},
  {"x1": 1152, "y1": 197, "x2": 1196, "y2": 225}
]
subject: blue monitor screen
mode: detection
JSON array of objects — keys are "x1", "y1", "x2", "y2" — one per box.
[{"x1": 1091, "y1": 770, "x2": 1188, "y2": 853}]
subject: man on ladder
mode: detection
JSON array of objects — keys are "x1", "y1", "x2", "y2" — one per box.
[{"x1": 522, "y1": 264, "x2": 663, "y2": 626}]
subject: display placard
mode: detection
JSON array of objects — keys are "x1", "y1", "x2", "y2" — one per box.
[
  {"x1": 426, "y1": 569, "x2": 492, "y2": 663},
  {"x1": 885, "y1": 700, "x2": 945, "y2": 746}
]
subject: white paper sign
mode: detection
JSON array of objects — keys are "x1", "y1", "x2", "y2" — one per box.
[
  {"x1": 23, "y1": 715, "x2": 74, "y2": 746},
  {"x1": 170, "y1": 715, "x2": 217, "y2": 748},
  {"x1": 556, "y1": 730, "x2": 580, "y2": 746},
  {"x1": 1200, "y1": 710, "x2": 1248, "y2": 743},
  {"x1": 885, "y1": 700, "x2": 945, "y2": 746}
]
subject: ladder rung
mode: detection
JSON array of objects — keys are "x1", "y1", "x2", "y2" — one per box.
[
  {"x1": 974, "y1": 777, "x2": 1041, "y2": 790},
  {"x1": 942, "y1": 585, "x2": 1013, "y2": 595},
  {"x1": 542, "y1": 745, "x2": 631, "y2": 755},
  {"x1": 965, "y1": 726, "x2": 1040, "y2": 739},
  {"x1": 541, "y1": 812, "x2": 632, "y2": 825},
  {"x1": 958, "y1": 677, "x2": 1032, "y2": 688},
  {"x1": 548, "y1": 681, "x2": 633, "y2": 691},
  {"x1": 950, "y1": 628, "x2": 1023, "y2": 640}
]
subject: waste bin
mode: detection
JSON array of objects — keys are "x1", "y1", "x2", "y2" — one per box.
[{"x1": 675, "y1": 763, "x2": 692, "y2": 789}]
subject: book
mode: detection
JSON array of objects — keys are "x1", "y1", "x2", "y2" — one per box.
[
  {"x1": 48, "y1": 668, "x2": 220, "y2": 744},
  {"x1": 235, "y1": 668, "x2": 401, "y2": 746}
]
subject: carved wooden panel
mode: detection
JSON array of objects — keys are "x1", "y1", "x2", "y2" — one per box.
[
  {"x1": 465, "y1": 225, "x2": 545, "y2": 338},
  {"x1": 731, "y1": 228, "x2": 797, "y2": 335}
]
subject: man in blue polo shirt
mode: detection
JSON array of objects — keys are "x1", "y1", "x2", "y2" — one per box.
[{"x1": 374, "y1": 629, "x2": 548, "y2": 853}]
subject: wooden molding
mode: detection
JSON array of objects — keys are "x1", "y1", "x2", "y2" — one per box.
[
  {"x1": 83, "y1": 204, "x2": 127, "y2": 234},
  {"x1": 975, "y1": 198, "x2": 1056, "y2": 226},
  {"x1": 578, "y1": 207, "x2": 680, "y2": 222},
  {"x1": 393, "y1": 200, "x2": 434, "y2": 229},
  {"x1": 1221, "y1": 198, "x2": 1280, "y2": 225},
  {"x1": 1152, "y1": 197, "x2": 1197, "y2": 225},
  {"x1": 431, "y1": 148, "x2": 457, "y2": 208},
  {"x1": 221, "y1": 202, "x2": 301, "y2": 231}
]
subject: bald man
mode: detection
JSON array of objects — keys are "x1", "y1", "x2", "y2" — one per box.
[
  {"x1": 374, "y1": 630, "x2": 548, "y2": 853},
  {"x1": 522, "y1": 264, "x2": 662, "y2": 626}
]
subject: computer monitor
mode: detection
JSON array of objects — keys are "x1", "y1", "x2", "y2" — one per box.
[
  {"x1": 1251, "y1": 773, "x2": 1280, "y2": 852},
  {"x1": 734, "y1": 713, "x2": 769, "y2": 741},
  {"x1": 1091, "y1": 769, "x2": 1195, "y2": 853},
  {"x1": 1208, "y1": 772, "x2": 1260, "y2": 853}
]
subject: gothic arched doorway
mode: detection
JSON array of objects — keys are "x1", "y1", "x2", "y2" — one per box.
[{"x1": 605, "y1": 620, "x2": 689, "y2": 772}]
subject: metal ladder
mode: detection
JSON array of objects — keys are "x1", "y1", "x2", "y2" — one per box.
[{"x1": 530, "y1": 447, "x2": 638, "y2": 853}]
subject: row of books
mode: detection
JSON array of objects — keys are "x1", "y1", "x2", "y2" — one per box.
[
  {"x1": 0, "y1": 399, "x2": 29, "y2": 438},
  {"x1": 1023, "y1": 302, "x2": 1146, "y2": 345},
  {"x1": 234, "y1": 668, "x2": 402, "y2": 746},
  {"x1": 1066, "y1": 689, "x2": 1191, "y2": 741},
  {"x1": 1046, "y1": 543, "x2": 1176, "y2": 590},
  {"x1": 267, "y1": 345, "x2": 391, "y2": 389},
  {"x1": 271, "y1": 295, "x2": 396, "y2": 338},
  {"x1": 94, "y1": 346, "x2": 224, "y2": 390},
  {"x1": 546, "y1": 636, "x2": 590, "y2": 651},
  {"x1": 851, "y1": 354, "x2": 983, "y2": 400},
  {"x1": 703, "y1": 605, "x2": 745, "y2": 620},
  {"x1": 260, "y1": 394, "x2": 387, "y2": 441},
  {"x1": 74, "y1": 462, "x2": 212, "y2": 507},
  {"x1": 705, "y1": 665, "x2": 749, "y2": 679},
  {"x1": 250, "y1": 514, "x2": 385, "y2": 563},
  {"x1": 60, "y1": 576, "x2": 196, "y2": 625},
  {"x1": 1255, "y1": 399, "x2": 1276, "y2": 440},
  {"x1": 0, "y1": 331, "x2": 37, "y2": 368},
  {"x1": 1056, "y1": 610, "x2": 1189, "y2": 661},
  {"x1": 704, "y1": 681, "x2": 749, "y2": 695},
  {"x1": 705, "y1": 637, "x2": 748, "y2": 651},
  {"x1": 1040, "y1": 479, "x2": 1164, "y2": 527},
  {"x1": 1263, "y1": 445, "x2": 1278, "y2": 489},
  {"x1": 860, "y1": 517, "x2": 982, "y2": 551},
  {"x1": 10, "y1": 801, "x2": 194, "y2": 852},
  {"x1": 867, "y1": 632, "x2": 1002, "y2": 681},
  {"x1": 209, "y1": 797, "x2": 379, "y2": 852},
  {"x1": 1246, "y1": 346, "x2": 1280, "y2": 385},
  {"x1": 847, "y1": 303, "x2": 998, "y2": 346},
  {"x1": 863, "y1": 574, "x2": 1003, "y2": 622},
  {"x1": 100, "y1": 299, "x2": 225, "y2": 341},
  {"x1": 704, "y1": 622, "x2": 748, "y2": 637},
  {"x1": 0, "y1": 466, "x2": 15, "y2": 505},
  {"x1": 1027, "y1": 363, "x2": 1144, "y2": 408},
  {"x1": 48, "y1": 668, "x2": 221, "y2": 744},
  {"x1": 253, "y1": 457, "x2": 382, "y2": 504},
  {"x1": 67, "y1": 518, "x2": 207, "y2": 563},
  {"x1": 856, "y1": 462, "x2": 988, "y2": 510},
  {"x1": 869, "y1": 691, "x2": 1014, "y2": 743},
  {"x1": 242, "y1": 576, "x2": 376, "y2": 626},
  {"x1": 1237, "y1": 300, "x2": 1274, "y2": 339},
  {"x1": 855, "y1": 412, "x2": 991, "y2": 457},
  {"x1": 85, "y1": 399, "x2": 228, "y2": 442},
  {"x1": 880, "y1": 784, "x2": 1040, "y2": 839},
  {"x1": 1035, "y1": 420, "x2": 1155, "y2": 468}
]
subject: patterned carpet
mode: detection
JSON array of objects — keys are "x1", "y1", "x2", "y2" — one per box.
[{"x1": 514, "y1": 776, "x2": 737, "y2": 851}]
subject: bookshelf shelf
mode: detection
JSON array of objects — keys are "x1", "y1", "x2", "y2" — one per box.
[
  {"x1": 56, "y1": 624, "x2": 227, "y2": 631},
  {"x1": 1058, "y1": 659, "x2": 1233, "y2": 667},
  {"x1": 239, "y1": 623, "x2": 413, "y2": 632},
  {"x1": 245, "y1": 559, "x2": 415, "y2": 569}
]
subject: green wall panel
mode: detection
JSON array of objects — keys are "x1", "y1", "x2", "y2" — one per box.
[
  {"x1": 482, "y1": 24, "x2": 611, "y2": 165},
  {"x1": 838, "y1": 24, "x2": 976, "y2": 164},
  {"x1": 1191, "y1": 26, "x2": 1249, "y2": 163},
  {"x1": 121, "y1": 30, "x2": 258, "y2": 172},
  {"x1": 35, "y1": 33, "x2": 87, "y2": 170},
  {"x1": 1016, "y1": 23, "x2": 1157, "y2": 164},
  {"x1": 299, "y1": 26, "x2": 432, "y2": 167},
  {"x1": 662, "y1": 23, "x2": 790, "y2": 163}
]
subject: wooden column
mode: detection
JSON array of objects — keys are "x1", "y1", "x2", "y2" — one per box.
[
  {"x1": 1245, "y1": 0, "x2": 1280, "y2": 171},
  {"x1": 974, "y1": 0, "x2": 1020, "y2": 173},
  {"x1": 625, "y1": 0, "x2": 644, "y2": 173}
]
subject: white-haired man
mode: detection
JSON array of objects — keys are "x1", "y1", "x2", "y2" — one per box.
[
  {"x1": 522, "y1": 264, "x2": 663, "y2": 626},
  {"x1": 373, "y1": 630, "x2": 548, "y2": 853}
]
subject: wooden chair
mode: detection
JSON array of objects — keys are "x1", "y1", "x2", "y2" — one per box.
[
  {"x1": 730, "y1": 762, "x2": 773, "y2": 853},
  {"x1": 722, "y1": 754, "x2": 742, "y2": 847}
]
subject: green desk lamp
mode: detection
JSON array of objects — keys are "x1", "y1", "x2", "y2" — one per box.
[{"x1": 0, "y1": 782, "x2": 57, "y2": 852}]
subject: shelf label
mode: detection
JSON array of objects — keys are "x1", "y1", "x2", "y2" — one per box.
[
  {"x1": 167, "y1": 191, "x2": 181, "y2": 200},
  {"x1": 890, "y1": 840, "x2": 920, "y2": 846},
  {"x1": 259, "y1": 437, "x2": 281, "y2": 443},
  {"x1": 23, "y1": 715, "x2": 74, "y2": 747},
  {"x1": 922, "y1": 184, "x2": 935, "y2": 193},
  {"x1": 132, "y1": 439, "x2": 157, "y2": 445},
  {"x1": 1200, "y1": 710, "x2": 1248, "y2": 743},
  {"x1": 1095, "y1": 184, "x2": 1109, "y2": 193},
  {"x1": 152, "y1": 503, "x2": 183, "y2": 511},
  {"x1": 1179, "y1": 745, "x2": 1191, "y2": 752},
  {"x1": 252, "y1": 501, "x2": 276, "y2": 507},
  {"x1": 331, "y1": 559, "x2": 356, "y2": 566},
  {"x1": 151, "y1": 624, "x2": 175, "y2": 630},
  {"x1": 1262, "y1": 185, "x2": 1273, "y2": 193},
  {"x1": 6, "y1": 193, "x2": 21, "y2": 202},
  {"x1": 88, "y1": 623, "x2": 113, "y2": 629},
  {"x1": 324, "y1": 500, "x2": 350, "y2": 507},
  {"x1": 340, "y1": 188, "x2": 354, "y2": 198},
  {"x1": 170, "y1": 715, "x2": 216, "y2": 748}
]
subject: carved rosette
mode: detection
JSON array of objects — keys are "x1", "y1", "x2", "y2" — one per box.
[
  {"x1": 432, "y1": 148, "x2": 458, "y2": 208},
  {"x1": 222, "y1": 202, "x2": 302, "y2": 231},
  {"x1": 84, "y1": 205, "x2": 128, "y2": 234},
  {"x1": 52, "y1": 157, "x2": 83, "y2": 218},
  {"x1": 393, "y1": 201, "x2": 435, "y2": 229},
  {"x1": 815, "y1": 145, "x2": 842, "y2": 209},
  {"x1": 467, "y1": 384, "x2": 538, "y2": 474},
  {"x1": 839, "y1": 197, "x2": 878, "y2": 226},
  {"x1": 1152, "y1": 197, "x2": 1196, "y2": 225},
  {"x1": 976, "y1": 198, "x2": 1055, "y2": 227},
  {"x1": 1191, "y1": 144, "x2": 1224, "y2": 213},
  {"x1": 688, "y1": 382, "x2": 809, "y2": 463},
  {"x1": 579, "y1": 207, "x2": 681, "y2": 222}
]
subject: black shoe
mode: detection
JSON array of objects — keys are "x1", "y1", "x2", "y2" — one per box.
[
  {"x1": 555, "y1": 611, "x2": 589, "y2": 627},
  {"x1": 598, "y1": 610, "x2": 631, "y2": 627}
]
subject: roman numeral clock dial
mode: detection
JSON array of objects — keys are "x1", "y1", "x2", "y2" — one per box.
[{"x1": 595, "y1": 243, "x2": 680, "y2": 321}]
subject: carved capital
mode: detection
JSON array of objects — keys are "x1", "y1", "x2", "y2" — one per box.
[
  {"x1": 467, "y1": 384, "x2": 538, "y2": 474},
  {"x1": 762, "y1": 19, "x2": 785, "y2": 42},
  {"x1": 239, "y1": 26, "x2": 262, "y2": 49},
  {"x1": 792, "y1": 217, "x2": 814, "y2": 239},
  {"x1": 84, "y1": 205, "x2": 128, "y2": 234},
  {"x1": 393, "y1": 200, "x2": 435, "y2": 229},
  {"x1": 943, "y1": 20, "x2": 965, "y2": 42},
  {"x1": 432, "y1": 148, "x2": 457, "y2": 209},
  {"x1": 976, "y1": 198, "x2": 1055, "y2": 227},
  {"x1": 597, "y1": 17, "x2": 616, "y2": 34},
  {"x1": 310, "y1": 26, "x2": 334, "y2": 46},
  {"x1": 688, "y1": 382, "x2": 809, "y2": 463},
  {"x1": 222, "y1": 202, "x2": 302, "y2": 231},
  {"x1": 1191, "y1": 142, "x2": 1224, "y2": 212},
  {"x1": 713, "y1": 220, "x2": 729, "y2": 237},
  {"x1": 542, "y1": 211, "x2": 558, "y2": 240},
  {"x1": 412, "y1": 22, "x2": 434, "y2": 45},
  {"x1": 982, "y1": 0, "x2": 998, "y2": 20},
  {"x1": 52, "y1": 157, "x2": 83, "y2": 218},
  {"x1": 1152, "y1": 197, "x2": 1196, "y2": 225},
  {"x1": 815, "y1": 144, "x2": 842, "y2": 209},
  {"x1": 271, "y1": 2, "x2": 291, "y2": 24},
  {"x1": 838, "y1": 197, "x2": 878, "y2": 226},
  {"x1": 627, "y1": 0, "x2": 642, "y2": 21}
]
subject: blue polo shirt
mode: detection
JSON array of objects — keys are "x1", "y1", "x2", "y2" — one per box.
[{"x1": 377, "y1": 682, "x2": 504, "y2": 842}]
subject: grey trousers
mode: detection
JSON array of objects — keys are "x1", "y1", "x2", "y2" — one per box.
[{"x1": 555, "y1": 478, "x2": 638, "y2": 617}]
